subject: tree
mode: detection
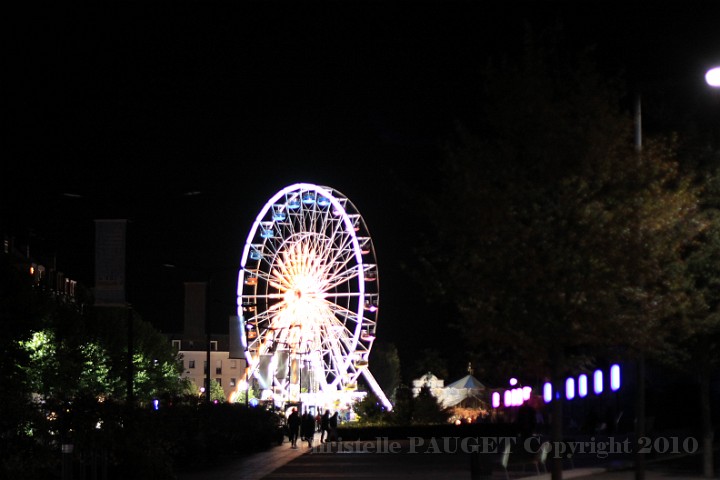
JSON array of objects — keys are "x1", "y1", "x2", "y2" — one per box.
[
  {"x1": 209, "y1": 378, "x2": 226, "y2": 403},
  {"x1": 672, "y1": 166, "x2": 720, "y2": 478},
  {"x1": 412, "y1": 385, "x2": 449, "y2": 425},
  {"x1": 417, "y1": 35, "x2": 700, "y2": 479},
  {"x1": 1, "y1": 255, "x2": 190, "y2": 478},
  {"x1": 368, "y1": 341, "x2": 401, "y2": 400},
  {"x1": 353, "y1": 392, "x2": 389, "y2": 425}
]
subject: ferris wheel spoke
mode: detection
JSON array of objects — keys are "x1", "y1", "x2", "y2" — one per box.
[
  {"x1": 322, "y1": 328, "x2": 352, "y2": 377},
  {"x1": 320, "y1": 267, "x2": 360, "y2": 292},
  {"x1": 324, "y1": 250, "x2": 356, "y2": 284},
  {"x1": 325, "y1": 244, "x2": 363, "y2": 280},
  {"x1": 324, "y1": 234, "x2": 355, "y2": 268},
  {"x1": 244, "y1": 302, "x2": 286, "y2": 331},
  {"x1": 324, "y1": 303, "x2": 365, "y2": 335}
]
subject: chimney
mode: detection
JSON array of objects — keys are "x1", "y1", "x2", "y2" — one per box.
[{"x1": 183, "y1": 282, "x2": 207, "y2": 339}]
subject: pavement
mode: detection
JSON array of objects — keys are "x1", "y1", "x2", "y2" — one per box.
[
  {"x1": 176, "y1": 438, "x2": 312, "y2": 480},
  {"x1": 176, "y1": 433, "x2": 719, "y2": 480}
]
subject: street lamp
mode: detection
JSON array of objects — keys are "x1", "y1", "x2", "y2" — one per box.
[{"x1": 706, "y1": 66, "x2": 720, "y2": 87}]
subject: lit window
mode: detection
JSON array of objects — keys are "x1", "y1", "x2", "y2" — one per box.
[
  {"x1": 594, "y1": 370, "x2": 603, "y2": 395},
  {"x1": 522, "y1": 386, "x2": 532, "y2": 401},
  {"x1": 610, "y1": 364, "x2": 621, "y2": 391},
  {"x1": 543, "y1": 383, "x2": 552, "y2": 403},
  {"x1": 578, "y1": 374, "x2": 588, "y2": 398},
  {"x1": 566, "y1": 377, "x2": 575, "y2": 400},
  {"x1": 230, "y1": 378, "x2": 236, "y2": 387}
]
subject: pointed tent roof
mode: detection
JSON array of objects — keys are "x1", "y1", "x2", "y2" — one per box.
[{"x1": 446, "y1": 374, "x2": 485, "y2": 390}]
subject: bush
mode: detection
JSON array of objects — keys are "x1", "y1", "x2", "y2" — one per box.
[{"x1": 1, "y1": 399, "x2": 284, "y2": 479}]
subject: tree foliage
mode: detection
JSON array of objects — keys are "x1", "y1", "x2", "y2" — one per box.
[
  {"x1": 417, "y1": 37, "x2": 700, "y2": 377},
  {"x1": 409, "y1": 348, "x2": 449, "y2": 381},
  {"x1": 353, "y1": 391, "x2": 389, "y2": 425},
  {"x1": 368, "y1": 340, "x2": 401, "y2": 399},
  {"x1": 0, "y1": 257, "x2": 188, "y2": 477},
  {"x1": 412, "y1": 385, "x2": 450, "y2": 425}
]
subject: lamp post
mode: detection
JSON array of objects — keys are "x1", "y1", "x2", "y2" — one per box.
[
  {"x1": 127, "y1": 304, "x2": 134, "y2": 405},
  {"x1": 701, "y1": 65, "x2": 719, "y2": 480}
]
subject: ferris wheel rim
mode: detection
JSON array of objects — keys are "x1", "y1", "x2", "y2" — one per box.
[{"x1": 236, "y1": 182, "x2": 379, "y2": 397}]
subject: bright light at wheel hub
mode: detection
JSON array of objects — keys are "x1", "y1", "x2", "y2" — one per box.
[{"x1": 273, "y1": 242, "x2": 328, "y2": 333}]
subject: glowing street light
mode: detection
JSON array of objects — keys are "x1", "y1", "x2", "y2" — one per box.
[{"x1": 705, "y1": 66, "x2": 720, "y2": 87}]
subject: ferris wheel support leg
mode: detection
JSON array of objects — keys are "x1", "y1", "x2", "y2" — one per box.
[{"x1": 361, "y1": 369, "x2": 393, "y2": 411}]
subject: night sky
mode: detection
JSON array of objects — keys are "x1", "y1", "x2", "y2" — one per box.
[{"x1": 5, "y1": 2, "x2": 720, "y2": 371}]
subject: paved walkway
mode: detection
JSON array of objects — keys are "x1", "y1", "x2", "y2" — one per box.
[
  {"x1": 516, "y1": 450, "x2": 718, "y2": 480},
  {"x1": 177, "y1": 436, "x2": 718, "y2": 480},
  {"x1": 176, "y1": 436, "x2": 315, "y2": 480}
]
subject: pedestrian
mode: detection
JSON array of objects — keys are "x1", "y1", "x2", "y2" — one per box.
[
  {"x1": 287, "y1": 408, "x2": 301, "y2": 448},
  {"x1": 315, "y1": 411, "x2": 322, "y2": 433},
  {"x1": 320, "y1": 409, "x2": 330, "y2": 442},
  {"x1": 328, "y1": 411, "x2": 339, "y2": 442},
  {"x1": 302, "y1": 411, "x2": 315, "y2": 448}
]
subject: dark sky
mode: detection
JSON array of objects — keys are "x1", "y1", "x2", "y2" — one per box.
[{"x1": 5, "y1": 2, "x2": 720, "y2": 371}]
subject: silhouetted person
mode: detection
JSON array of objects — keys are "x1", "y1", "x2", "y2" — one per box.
[
  {"x1": 301, "y1": 411, "x2": 315, "y2": 448},
  {"x1": 516, "y1": 403, "x2": 537, "y2": 440},
  {"x1": 288, "y1": 408, "x2": 301, "y2": 448},
  {"x1": 328, "y1": 411, "x2": 339, "y2": 442},
  {"x1": 320, "y1": 410, "x2": 330, "y2": 442},
  {"x1": 315, "y1": 412, "x2": 322, "y2": 432}
]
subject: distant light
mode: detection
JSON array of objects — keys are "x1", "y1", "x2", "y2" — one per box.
[
  {"x1": 492, "y1": 391, "x2": 500, "y2": 408},
  {"x1": 543, "y1": 383, "x2": 552, "y2": 403},
  {"x1": 566, "y1": 377, "x2": 575, "y2": 400},
  {"x1": 153, "y1": 399, "x2": 159, "y2": 410},
  {"x1": 706, "y1": 67, "x2": 720, "y2": 87},
  {"x1": 522, "y1": 386, "x2": 532, "y2": 401},
  {"x1": 249, "y1": 398, "x2": 259, "y2": 407},
  {"x1": 578, "y1": 374, "x2": 588, "y2": 398},
  {"x1": 509, "y1": 377, "x2": 518, "y2": 386},
  {"x1": 594, "y1": 370, "x2": 604, "y2": 395},
  {"x1": 511, "y1": 388, "x2": 523, "y2": 406},
  {"x1": 503, "y1": 390, "x2": 511, "y2": 407},
  {"x1": 610, "y1": 364, "x2": 621, "y2": 391}
]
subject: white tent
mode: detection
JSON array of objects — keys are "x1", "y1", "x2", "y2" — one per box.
[
  {"x1": 441, "y1": 374, "x2": 486, "y2": 408},
  {"x1": 411, "y1": 372, "x2": 488, "y2": 410},
  {"x1": 445, "y1": 375, "x2": 485, "y2": 390}
]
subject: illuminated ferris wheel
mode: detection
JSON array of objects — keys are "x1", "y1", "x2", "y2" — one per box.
[{"x1": 237, "y1": 183, "x2": 392, "y2": 410}]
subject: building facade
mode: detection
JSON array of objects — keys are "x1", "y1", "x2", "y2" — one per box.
[{"x1": 169, "y1": 282, "x2": 247, "y2": 401}]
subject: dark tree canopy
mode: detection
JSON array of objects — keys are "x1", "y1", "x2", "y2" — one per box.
[{"x1": 418, "y1": 35, "x2": 701, "y2": 377}]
